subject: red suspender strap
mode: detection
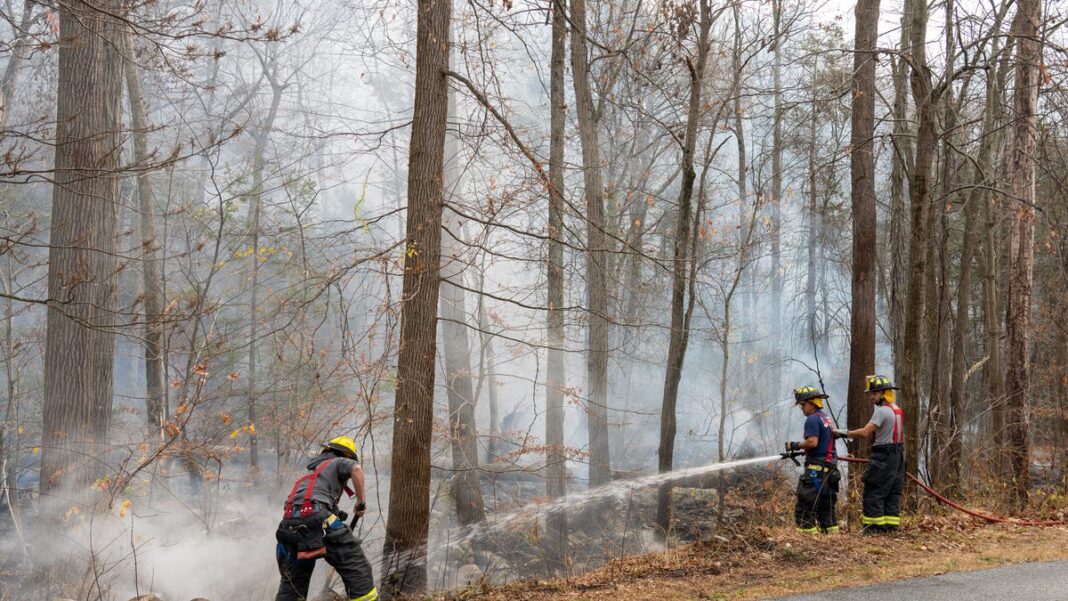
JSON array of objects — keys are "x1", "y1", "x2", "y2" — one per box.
[
  {"x1": 283, "y1": 459, "x2": 334, "y2": 518},
  {"x1": 821, "y1": 415, "x2": 835, "y2": 463},
  {"x1": 890, "y1": 405, "x2": 904, "y2": 444}
]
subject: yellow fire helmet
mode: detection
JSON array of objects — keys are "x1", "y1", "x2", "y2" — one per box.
[
  {"x1": 322, "y1": 435, "x2": 358, "y2": 460},
  {"x1": 793, "y1": 386, "x2": 828, "y2": 409}
]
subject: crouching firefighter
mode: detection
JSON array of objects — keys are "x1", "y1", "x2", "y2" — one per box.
[
  {"x1": 275, "y1": 436, "x2": 377, "y2": 601},
  {"x1": 784, "y1": 386, "x2": 841, "y2": 534},
  {"x1": 834, "y1": 375, "x2": 905, "y2": 533}
]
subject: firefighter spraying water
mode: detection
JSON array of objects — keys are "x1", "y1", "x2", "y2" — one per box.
[
  {"x1": 783, "y1": 386, "x2": 841, "y2": 534},
  {"x1": 274, "y1": 436, "x2": 378, "y2": 601}
]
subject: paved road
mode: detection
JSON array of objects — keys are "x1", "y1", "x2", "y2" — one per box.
[{"x1": 770, "y1": 560, "x2": 1068, "y2": 600}]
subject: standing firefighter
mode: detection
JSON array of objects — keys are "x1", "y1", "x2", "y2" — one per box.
[
  {"x1": 275, "y1": 436, "x2": 377, "y2": 601},
  {"x1": 784, "y1": 386, "x2": 840, "y2": 534},
  {"x1": 834, "y1": 375, "x2": 906, "y2": 532}
]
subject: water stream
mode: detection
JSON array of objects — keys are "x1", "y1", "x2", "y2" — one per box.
[{"x1": 421, "y1": 454, "x2": 787, "y2": 588}]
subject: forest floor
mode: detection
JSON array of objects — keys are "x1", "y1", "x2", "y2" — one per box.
[{"x1": 455, "y1": 515, "x2": 1068, "y2": 600}]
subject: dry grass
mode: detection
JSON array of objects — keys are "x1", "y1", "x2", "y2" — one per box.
[{"x1": 453, "y1": 516, "x2": 1068, "y2": 600}]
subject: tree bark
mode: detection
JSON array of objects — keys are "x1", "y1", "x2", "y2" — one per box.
[
  {"x1": 40, "y1": 0, "x2": 123, "y2": 494},
  {"x1": 123, "y1": 33, "x2": 166, "y2": 446},
  {"x1": 544, "y1": 0, "x2": 569, "y2": 573},
  {"x1": 245, "y1": 73, "x2": 283, "y2": 479},
  {"x1": 656, "y1": 0, "x2": 712, "y2": 536},
  {"x1": 440, "y1": 93, "x2": 485, "y2": 526},
  {"x1": 381, "y1": 0, "x2": 450, "y2": 593},
  {"x1": 945, "y1": 8, "x2": 1010, "y2": 495},
  {"x1": 946, "y1": 187, "x2": 979, "y2": 495},
  {"x1": 982, "y1": 32, "x2": 1013, "y2": 445},
  {"x1": 805, "y1": 57, "x2": 820, "y2": 351},
  {"x1": 569, "y1": 0, "x2": 611, "y2": 487},
  {"x1": 926, "y1": 0, "x2": 959, "y2": 489},
  {"x1": 900, "y1": 0, "x2": 936, "y2": 481},
  {"x1": 888, "y1": 0, "x2": 913, "y2": 371},
  {"x1": 475, "y1": 271, "x2": 500, "y2": 463},
  {"x1": 1004, "y1": 0, "x2": 1041, "y2": 509},
  {"x1": 847, "y1": 0, "x2": 880, "y2": 445},
  {"x1": 768, "y1": 0, "x2": 784, "y2": 402}
]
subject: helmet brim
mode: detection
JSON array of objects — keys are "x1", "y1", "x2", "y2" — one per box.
[{"x1": 323, "y1": 443, "x2": 358, "y2": 460}]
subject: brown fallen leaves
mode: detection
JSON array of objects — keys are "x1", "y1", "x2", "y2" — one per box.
[{"x1": 453, "y1": 516, "x2": 1068, "y2": 600}]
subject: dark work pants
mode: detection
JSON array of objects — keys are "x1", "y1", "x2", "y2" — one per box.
[
  {"x1": 276, "y1": 521, "x2": 376, "y2": 601},
  {"x1": 794, "y1": 464, "x2": 839, "y2": 532},
  {"x1": 862, "y1": 443, "x2": 905, "y2": 530}
]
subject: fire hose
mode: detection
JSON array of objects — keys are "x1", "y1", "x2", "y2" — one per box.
[
  {"x1": 779, "y1": 450, "x2": 1068, "y2": 526},
  {"x1": 833, "y1": 456, "x2": 1068, "y2": 527}
]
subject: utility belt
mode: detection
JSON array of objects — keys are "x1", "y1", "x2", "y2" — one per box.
[
  {"x1": 276, "y1": 505, "x2": 346, "y2": 561},
  {"x1": 315, "y1": 501, "x2": 348, "y2": 523},
  {"x1": 871, "y1": 443, "x2": 904, "y2": 453},
  {"x1": 803, "y1": 461, "x2": 840, "y2": 492}
]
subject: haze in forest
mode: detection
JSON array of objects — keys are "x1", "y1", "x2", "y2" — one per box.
[{"x1": 0, "y1": 0, "x2": 1065, "y2": 598}]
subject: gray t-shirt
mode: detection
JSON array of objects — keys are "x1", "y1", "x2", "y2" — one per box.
[
  {"x1": 289, "y1": 452, "x2": 359, "y2": 510},
  {"x1": 869, "y1": 404, "x2": 903, "y2": 446}
]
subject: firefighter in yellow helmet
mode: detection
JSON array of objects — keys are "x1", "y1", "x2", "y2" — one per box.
[
  {"x1": 275, "y1": 436, "x2": 378, "y2": 601},
  {"x1": 833, "y1": 376, "x2": 905, "y2": 533},
  {"x1": 784, "y1": 386, "x2": 841, "y2": 534}
]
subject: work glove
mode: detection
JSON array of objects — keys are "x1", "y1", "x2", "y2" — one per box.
[
  {"x1": 784, "y1": 441, "x2": 802, "y2": 453},
  {"x1": 833, "y1": 429, "x2": 849, "y2": 439}
]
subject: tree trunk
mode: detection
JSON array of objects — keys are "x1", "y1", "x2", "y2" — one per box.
[
  {"x1": 900, "y1": 0, "x2": 936, "y2": 481},
  {"x1": 569, "y1": 0, "x2": 611, "y2": 487},
  {"x1": 440, "y1": 96, "x2": 485, "y2": 526},
  {"x1": 123, "y1": 34, "x2": 166, "y2": 446},
  {"x1": 475, "y1": 269, "x2": 500, "y2": 463},
  {"x1": 805, "y1": 59, "x2": 820, "y2": 351},
  {"x1": 946, "y1": 9, "x2": 1010, "y2": 495},
  {"x1": 768, "y1": 0, "x2": 784, "y2": 402},
  {"x1": 544, "y1": 0, "x2": 569, "y2": 573},
  {"x1": 847, "y1": 0, "x2": 880, "y2": 446},
  {"x1": 656, "y1": 0, "x2": 711, "y2": 536},
  {"x1": 2, "y1": 242, "x2": 21, "y2": 519},
  {"x1": 1004, "y1": 0, "x2": 1041, "y2": 509},
  {"x1": 40, "y1": 0, "x2": 123, "y2": 494},
  {"x1": 245, "y1": 75, "x2": 283, "y2": 479},
  {"x1": 381, "y1": 0, "x2": 450, "y2": 592},
  {"x1": 887, "y1": 0, "x2": 914, "y2": 377},
  {"x1": 986, "y1": 32, "x2": 1014, "y2": 459},
  {"x1": 983, "y1": 183, "x2": 1006, "y2": 441},
  {"x1": 926, "y1": 2, "x2": 959, "y2": 488},
  {"x1": 946, "y1": 187, "x2": 979, "y2": 495}
]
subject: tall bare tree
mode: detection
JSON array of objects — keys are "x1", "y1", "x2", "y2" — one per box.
[
  {"x1": 440, "y1": 85, "x2": 485, "y2": 526},
  {"x1": 569, "y1": 0, "x2": 612, "y2": 487},
  {"x1": 900, "y1": 0, "x2": 937, "y2": 479},
  {"x1": 846, "y1": 0, "x2": 879, "y2": 442},
  {"x1": 768, "y1": 0, "x2": 784, "y2": 400},
  {"x1": 544, "y1": 0, "x2": 569, "y2": 573},
  {"x1": 123, "y1": 34, "x2": 166, "y2": 446},
  {"x1": 657, "y1": 0, "x2": 713, "y2": 536},
  {"x1": 244, "y1": 59, "x2": 284, "y2": 479},
  {"x1": 1004, "y1": 0, "x2": 1041, "y2": 508},
  {"x1": 40, "y1": 0, "x2": 123, "y2": 493},
  {"x1": 887, "y1": 0, "x2": 913, "y2": 370},
  {"x1": 381, "y1": 0, "x2": 451, "y2": 593}
]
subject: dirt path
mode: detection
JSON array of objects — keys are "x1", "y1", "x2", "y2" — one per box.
[{"x1": 460, "y1": 517, "x2": 1068, "y2": 600}]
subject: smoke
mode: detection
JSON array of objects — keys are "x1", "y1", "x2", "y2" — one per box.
[{"x1": 5, "y1": 491, "x2": 385, "y2": 600}]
